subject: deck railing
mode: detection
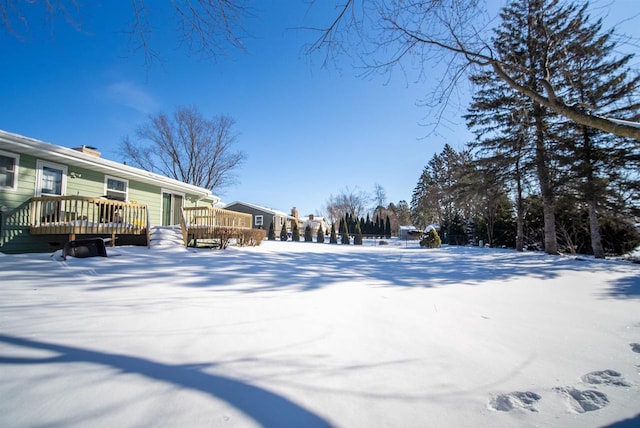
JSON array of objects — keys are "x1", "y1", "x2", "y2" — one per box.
[
  {"x1": 182, "y1": 206, "x2": 255, "y2": 246},
  {"x1": 29, "y1": 196, "x2": 149, "y2": 240},
  {"x1": 183, "y1": 206, "x2": 252, "y2": 231}
]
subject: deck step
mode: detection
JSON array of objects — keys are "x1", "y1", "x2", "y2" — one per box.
[{"x1": 149, "y1": 226, "x2": 184, "y2": 248}]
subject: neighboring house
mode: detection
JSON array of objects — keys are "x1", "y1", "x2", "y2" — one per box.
[
  {"x1": 0, "y1": 129, "x2": 251, "y2": 253},
  {"x1": 299, "y1": 214, "x2": 330, "y2": 236},
  {"x1": 224, "y1": 201, "x2": 297, "y2": 237}
]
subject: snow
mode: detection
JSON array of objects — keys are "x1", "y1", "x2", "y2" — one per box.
[{"x1": 1, "y1": 240, "x2": 639, "y2": 427}]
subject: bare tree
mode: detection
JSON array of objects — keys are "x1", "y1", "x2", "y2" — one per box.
[
  {"x1": 1, "y1": 1, "x2": 250, "y2": 66},
  {"x1": 122, "y1": 106, "x2": 246, "y2": 194},
  {"x1": 307, "y1": 0, "x2": 640, "y2": 140},
  {"x1": 324, "y1": 187, "x2": 371, "y2": 223},
  {"x1": 0, "y1": 0, "x2": 82, "y2": 39},
  {"x1": 372, "y1": 183, "x2": 387, "y2": 210}
]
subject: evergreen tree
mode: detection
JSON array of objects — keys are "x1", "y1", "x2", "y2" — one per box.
[
  {"x1": 317, "y1": 225, "x2": 325, "y2": 243},
  {"x1": 268, "y1": 221, "x2": 276, "y2": 240},
  {"x1": 553, "y1": 5, "x2": 640, "y2": 258},
  {"x1": 341, "y1": 226, "x2": 350, "y2": 244},
  {"x1": 304, "y1": 224, "x2": 313, "y2": 242},
  {"x1": 338, "y1": 218, "x2": 345, "y2": 235},
  {"x1": 354, "y1": 221, "x2": 363, "y2": 245},
  {"x1": 385, "y1": 215, "x2": 391, "y2": 238},
  {"x1": 280, "y1": 221, "x2": 288, "y2": 241},
  {"x1": 420, "y1": 228, "x2": 442, "y2": 248},
  {"x1": 466, "y1": 63, "x2": 533, "y2": 251},
  {"x1": 330, "y1": 223, "x2": 338, "y2": 244},
  {"x1": 292, "y1": 222, "x2": 300, "y2": 242},
  {"x1": 487, "y1": 0, "x2": 587, "y2": 254},
  {"x1": 466, "y1": 0, "x2": 639, "y2": 256},
  {"x1": 411, "y1": 144, "x2": 470, "y2": 244}
]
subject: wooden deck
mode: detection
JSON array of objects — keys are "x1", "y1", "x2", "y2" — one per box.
[
  {"x1": 182, "y1": 206, "x2": 263, "y2": 248},
  {"x1": 28, "y1": 198, "x2": 262, "y2": 249},
  {"x1": 29, "y1": 196, "x2": 150, "y2": 245}
]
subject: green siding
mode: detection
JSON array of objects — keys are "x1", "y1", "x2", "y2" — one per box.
[
  {"x1": 66, "y1": 168, "x2": 105, "y2": 197},
  {"x1": 0, "y1": 150, "x2": 211, "y2": 253}
]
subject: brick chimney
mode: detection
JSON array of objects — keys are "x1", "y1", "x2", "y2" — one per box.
[
  {"x1": 291, "y1": 207, "x2": 299, "y2": 220},
  {"x1": 73, "y1": 145, "x2": 101, "y2": 157}
]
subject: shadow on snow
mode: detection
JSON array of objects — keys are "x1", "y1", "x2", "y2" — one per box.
[
  {"x1": 0, "y1": 334, "x2": 331, "y2": 427},
  {"x1": 1, "y1": 244, "x2": 635, "y2": 296}
]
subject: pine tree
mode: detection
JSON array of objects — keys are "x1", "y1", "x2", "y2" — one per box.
[
  {"x1": 304, "y1": 224, "x2": 313, "y2": 242},
  {"x1": 354, "y1": 221, "x2": 363, "y2": 245},
  {"x1": 330, "y1": 223, "x2": 338, "y2": 244},
  {"x1": 268, "y1": 221, "x2": 276, "y2": 240},
  {"x1": 466, "y1": 0, "x2": 640, "y2": 256},
  {"x1": 488, "y1": 0, "x2": 584, "y2": 254},
  {"x1": 411, "y1": 145, "x2": 469, "y2": 243},
  {"x1": 553, "y1": 5, "x2": 640, "y2": 258},
  {"x1": 292, "y1": 222, "x2": 300, "y2": 242},
  {"x1": 280, "y1": 221, "x2": 288, "y2": 241},
  {"x1": 466, "y1": 62, "x2": 532, "y2": 251},
  {"x1": 317, "y1": 225, "x2": 325, "y2": 243}
]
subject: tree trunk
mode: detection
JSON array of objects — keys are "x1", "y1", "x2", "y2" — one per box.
[
  {"x1": 533, "y1": 107, "x2": 558, "y2": 255},
  {"x1": 587, "y1": 199, "x2": 605, "y2": 259},
  {"x1": 515, "y1": 169, "x2": 525, "y2": 252}
]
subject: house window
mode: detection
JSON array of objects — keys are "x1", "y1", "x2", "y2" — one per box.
[
  {"x1": 0, "y1": 151, "x2": 19, "y2": 190},
  {"x1": 36, "y1": 160, "x2": 67, "y2": 196},
  {"x1": 105, "y1": 176, "x2": 128, "y2": 201},
  {"x1": 255, "y1": 215, "x2": 263, "y2": 227}
]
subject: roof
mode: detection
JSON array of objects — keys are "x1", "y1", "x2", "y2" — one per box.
[
  {"x1": 224, "y1": 201, "x2": 296, "y2": 219},
  {"x1": 0, "y1": 129, "x2": 219, "y2": 203}
]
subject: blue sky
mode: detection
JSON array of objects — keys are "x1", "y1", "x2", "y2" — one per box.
[{"x1": 1, "y1": 1, "x2": 638, "y2": 217}]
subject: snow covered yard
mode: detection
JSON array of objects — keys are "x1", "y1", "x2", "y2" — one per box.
[{"x1": 1, "y1": 240, "x2": 639, "y2": 428}]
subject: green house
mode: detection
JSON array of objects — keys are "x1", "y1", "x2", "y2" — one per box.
[{"x1": 0, "y1": 129, "x2": 253, "y2": 253}]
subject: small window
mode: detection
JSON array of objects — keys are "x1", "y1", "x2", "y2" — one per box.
[
  {"x1": 36, "y1": 160, "x2": 67, "y2": 196},
  {"x1": 105, "y1": 176, "x2": 128, "y2": 201},
  {"x1": 0, "y1": 151, "x2": 19, "y2": 190},
  {"x1": 255, "y1": 215, "x2": 263, "y2": 227}
]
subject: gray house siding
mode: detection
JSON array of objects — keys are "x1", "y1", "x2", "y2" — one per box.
[
  {"x1": 224, "y1": 202, "x2": 293, "y2": 237},
  {"x1": 224, "y1": 203, "x2": 273, "y2": 232}
]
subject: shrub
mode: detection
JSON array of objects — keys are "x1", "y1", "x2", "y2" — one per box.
[
  {"x1": 280, "y1": 222, "x2": 288, "y2": 241},
  {"x1": 317, "y1": 225, "x2": 325, "y2": 243},
  {"x1": 304, "y1": 225, "x2": 313, "y2": 242},
  {"x1": 330, "y1": 223, "x2": 338, "y2": 244},
  {"x1": 292, "y1": 222, "x2": 300, "y2": 241},
  {"x1": 268, "y1": 221, "x2": 276, "y2": 240},
  {"x1": 237, "y1": 228, "x2": 266, "y2": 247},
  {"x1": 354, "y1": 222, "x2": 363, "y2": 245},
  {"x1": 420, "y1": 228, "x2": 442, "y2": 248}
]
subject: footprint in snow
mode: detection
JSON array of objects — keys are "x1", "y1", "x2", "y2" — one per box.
[
  {"x1": 553, "y1": 387, "x2": 609, "y2": 413},
  {"x1": 582, "y1": 370, "x2": 631, "y2": 387},
  {"x1": 631, "y1": 343, "x2": 640, "y2": 353},
  {"x1": 487, "y1": 391, "x2": 541, "y2": 412}
]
